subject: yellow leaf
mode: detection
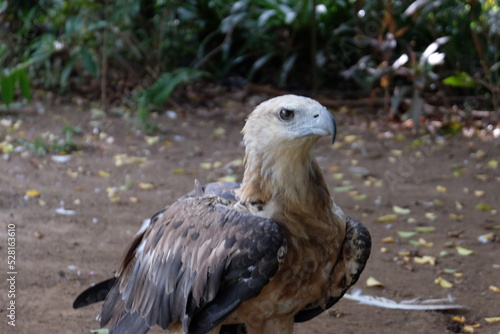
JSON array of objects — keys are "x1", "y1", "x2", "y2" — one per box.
[
  {"x1": 332, "y1": 173, "x2": 344, "y2": 180},
  {"x1": 474, "y1": 190, "x2": 485, "y2": 197},
  {"x1": 475, "y1": 203, "x2": 492, "y2": 211},
  {"x1": 414, "y1": 256, "x2": 436, "y2": 265},
  {"x1": 218, "y1": 174, "x2": 238, "y2": 182},
  {"x1": 487, "y1": 160, "x2": 498, "y2": 169},
  {"x1": 381, "y1": 236, "x2": 395, "y2": 243},
  {"x1": 489, "y1": 285, "x2": 500, "y2": 293},
  {"x1": 425, "y1": 212, "x2": 437, "y2": 221},
  {"x1": 343, "y1": 135, "x2": 358, "y2": 143},
  {"x1": 98, "y1": 170, "x2": 110, "y2": 178},
  {"x1": 391, "y1": 149, "x2": 402, "y2": 156},
  {"x1": 145, "y1": 136, "x2": 159, "y2": 145},
  {"x1": 418, "y1": 238, "x2": 434, "y2": 247},
  {"x1": 436, "y1": 185, "x2": 447, "y2": 193},
  {"x1": 138, "y1": 182, "x2": 154, "y2": 190},
  {"x1": 416, "y1": 226, "x2": 436, "y2": 233},
  {"x1": 475, "y1": 174, "x2": 488, "y2": 182},
  {"x1": 463, "y1": 325, "x2": 475, "y2": 333},
  {"x1": 200, "y1": 162, "x2": 212, "y2": 170},
  {"x1": 456, "y1": 246, "x2": 474, "y2": 256},
  {"x1": 449, "y1": 213, "x2": 464, "y2": 221},
  {"x1": 484, "y1": 317, "x2": 500, "y2": 323},
  {"x1": 366, "y1": 276, "x2": 384, "y2": 287},
  {"x1": 25, "y1": 189, "x2": 40, "y2": 197},
  {"x1": 452, "y1": 315, "x2": 466, "y2": 323},
  {"x1": 213, "y1": 127, "x2": 226, "y2": 137},
  {"x1": 172, "y1": 168, "x2": 186, "y2": 174},
  {"x1": 67, "y1": 170, "x2": 79, "y2": 178},
  {"x1": 393, "y1": 205, "x2": 411, "y2": 215},
  {"x1": 376, "y1": 214, "x2": 397, "y2": 223},
  {"x1": 129, "y1": 197, "x2": 139, "y2": 203},
  {"x1": 108, "y1": 194, "x2": 120, "y2": 202},
  {"x1": 478, "y1": 232, "x2": 494, "y2": 243},
  {"x1": 475, "y1": 149, "x2": 486, "y2": 160},
  {"x1": 434, "y1": 276, "x2": 453, "y2": 288}
]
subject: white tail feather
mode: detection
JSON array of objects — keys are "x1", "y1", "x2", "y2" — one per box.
[{"x1": 344, "y1": 289, "x2": 468, "y2": 310}]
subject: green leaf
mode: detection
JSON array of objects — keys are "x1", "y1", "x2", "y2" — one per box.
[
  {"x1": 443, "y1": 71, "x2": 475, "y2": 88},
  {"x1": 398, "y1": 231, "x2": 417, "y2": 238},
  {"x1": 60, "y1": 55, "x2": 78, "y2": 87},
  {"x1": 17, "y1": 69, "x2": 31, "y2": 101},
  {"x1": 144, "y1": 68, "x2": 205, "y2": 107},
  {"x1": 415, "y1": 226, "x2": 436, "y2": 233},
  {"x1": 80, "y1": 47, "x2": 99, "y2": 77},
  {"x1": 1, "y1": 72, "x2": 15, "y2": 105}
]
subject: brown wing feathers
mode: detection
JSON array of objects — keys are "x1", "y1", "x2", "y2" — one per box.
[{"x1": 99, "y1": 196, "x2": 286, "y2": 334}]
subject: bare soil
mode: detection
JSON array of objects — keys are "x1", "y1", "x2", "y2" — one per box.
[{"x1": 0, "y1": 94, "x2": 499, "y2": 334}]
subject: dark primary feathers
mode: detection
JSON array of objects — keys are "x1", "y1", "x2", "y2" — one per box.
[{"x1": 98, "y1": 192, "x2": 286, "y2": 334}]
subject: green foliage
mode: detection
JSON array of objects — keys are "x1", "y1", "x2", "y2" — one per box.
[
  {"x1": 1, "y1": 0, "x2": 499, "y2": 117},
  {"x1": 0, "y1": 68, "x2": 31, "y2": 107},
  {"x1": 443, "y1": 72, "x2": 476, "y2": 88},
  {"x1": 137, "y1": 68, "x2": 207, "y2": 130}
]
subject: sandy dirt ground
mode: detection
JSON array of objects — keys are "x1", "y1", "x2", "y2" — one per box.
[{"x1": 0, "y1": 94, "x2": 499, "y2": 334}]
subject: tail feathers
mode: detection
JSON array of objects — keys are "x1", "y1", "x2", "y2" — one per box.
[{"x1": 73, "y1": 278, "x2": 117, "y2": 309}]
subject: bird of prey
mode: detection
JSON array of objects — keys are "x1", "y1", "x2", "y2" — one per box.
[{"x1": 74, "y1": 95, "x2": 371, "y2": 334}]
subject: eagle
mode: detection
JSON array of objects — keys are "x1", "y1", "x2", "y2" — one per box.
[{"x1": 73, "y1": 95, "x2": 371, "y2": 334}]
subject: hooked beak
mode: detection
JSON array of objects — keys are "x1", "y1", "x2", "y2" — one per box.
[{"x1": 312, "y1": 108, "x2": 337, "y2": 143}]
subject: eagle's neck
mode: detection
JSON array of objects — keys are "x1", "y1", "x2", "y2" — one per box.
[{"x1": 237, "y1": 140, "x2": 334, "y2": 232}]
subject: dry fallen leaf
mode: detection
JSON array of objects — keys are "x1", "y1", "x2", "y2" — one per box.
[
  {"x1": 414, "y1": 256, "x2": 436, "y2": 265},
  {"x1": 487, "y1": 159, "x2": 498, "y2": 169},
  {"x1": 25, "y1": 189, "x2": 41, "y2": 198},
  {"x1": 397, "y1": 231, "x2": 417, "y2": 238},
  {"x1": 474, "y1": 190, "x2": 485, "y2": 197},
  {"x1": 452, "y1": 315, "x2": 466, "y2": 323},
  {"x1": 366, "y1": 276, "x2": 384, "y2": 287},
  {"x1": 393, "y1": 205, "x2": 411, "y2": 215},
  {"x1": 436, "y1": 185, "x2": 447, "y2": 193},
  {"x1": 98, "y1": 170, "x2": 111, "y2": 178},
  {"x1": 218, "y1": 175, "x2": 238, "y2": 182},
  {"x1": 435, "y1": 276, "x2": 453, "y2": 288},
  {"x1": 475, "y1": 203, "x2": 492, "y2": 211},
  {"x1": 489, "y1": 285, "x2": 500, "y2": 293},
  {"x1": 478, "y1": 232, "x2": 494, "y2": 243},
  {"x1": 456, "y1": 245, "x2": 474, "y2": 256},
  {"x1": 416, "y1": 226, "x2": 436, "y2": 233},
  {"x1": 381, "y1": 236, "x2": 395, "y2": 243},
  {"x1": 418, "y1": 238, "x2": 434, "y2": 247},
  {"x1": 425, "y1": 212, "x2": 437, "y2": 221},
  {"x1": 376, "y1": 214, "x2": 397, "y2": 223},
  {"x1": 139, "y1": 182, "x2": 154, "y2": 190},
  {"x1": 343, "y1": 135, "x2": 358, "y2": 143},
  {"x1": 145, "y1": 135, "x2": 160, "y2": 145},
  {"x1": 484, "y1": 317, "x2": 500, "y2": 323}
]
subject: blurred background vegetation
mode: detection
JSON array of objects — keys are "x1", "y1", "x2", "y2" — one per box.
[{"x1": 0, "y1": 0, "x2": 499, "y2": 127}]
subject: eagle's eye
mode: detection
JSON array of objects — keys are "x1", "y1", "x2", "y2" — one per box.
[{"x1": 279, "y1": 109, "x2": 294, "y2": 120}]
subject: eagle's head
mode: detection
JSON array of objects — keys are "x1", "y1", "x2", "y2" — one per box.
[
  {"x1": 238, "y1": 95, "x2": 336, "y2": 209},
  {"x1": 242, "y1": 95, "x2": 336, "y2": 151}
]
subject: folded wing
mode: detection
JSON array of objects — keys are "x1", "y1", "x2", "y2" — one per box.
[{"x1": 99, "y1": 194, "x2": 286, "y2": 334}]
